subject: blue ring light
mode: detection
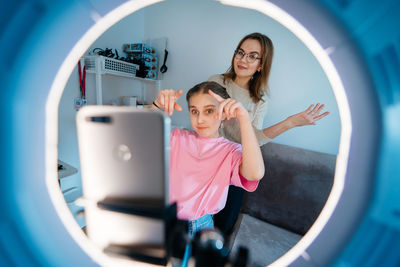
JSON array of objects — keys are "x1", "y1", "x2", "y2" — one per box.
[{"x1": 0, "y1": 0, "x2": 399, "y2": 266}]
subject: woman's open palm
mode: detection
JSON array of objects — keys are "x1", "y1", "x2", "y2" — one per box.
[{"x1": 288, "y1": 103, "x2": 329, "y2": 127}]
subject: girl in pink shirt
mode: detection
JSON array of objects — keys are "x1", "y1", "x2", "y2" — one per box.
[{"x1": 152, "y1": 81, "x2": 264, "y2": 265}]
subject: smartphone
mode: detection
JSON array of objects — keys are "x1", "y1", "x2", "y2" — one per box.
[{"x1": 76, "y1": 106, "x2": 170, "y2": 254}]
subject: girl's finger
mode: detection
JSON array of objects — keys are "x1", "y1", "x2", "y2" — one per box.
[
  {"x1": 218, "y1": 99, "x2": 228, "y2": 120},
  {"x1": 174, "y1": 103, "x2": 183, "y2": 111},
  {"x1": 160, "y1": 93, "x2": 165, "y2": 106},
  {"x1": 225, "y1": 99, "x2": 238, "y2": 119},
  {"x1": 220, "y1": 112, "x2": 227, "y2": 121},
  {"x1": 176, "y1": 90, "x2": 183, "y2": 98},
  {"x1": 164, "y1": 94, "x2": 169, "y2": 113},
  {"x1": 208, "y1": 90, "x2": 224, "y2": 102},
  {"x1": 229, "y1": 102, "x2": 242, "y2": 118},
  {"x1": 224, "y1": 99, "x2": 236, "y2": 119},
  {"x1": 168, "y1": 95, "x2": 175, "y2": 115},
  {"x1": 164, "y1": 94, "x2": 170, "y2": 113},
  {"x1": 222, "y1": 99, "x2": 232, "y2": 119},
  {"x1": 173, "y1": 90, "x2": 183, "y2": 111}
]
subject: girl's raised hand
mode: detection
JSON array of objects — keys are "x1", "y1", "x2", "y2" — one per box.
[
  {"x1": 154, "y1": 89, "x2": 183, "y2": 115},
  {"x1": 208, "y1": 90, "x2": 248, "y2": 120}
]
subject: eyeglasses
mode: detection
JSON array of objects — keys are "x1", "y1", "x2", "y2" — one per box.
[{"x1": 234, "y1": 49, "x2": 261, "y2": 63}]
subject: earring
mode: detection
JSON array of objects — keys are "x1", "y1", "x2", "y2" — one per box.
[{"x1": 220, "y1": 121, "x2": 224, "y2": 129}]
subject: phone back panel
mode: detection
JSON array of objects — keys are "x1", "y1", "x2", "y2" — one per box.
[
  {"x1": 76, "y1": 106, "x2": 170, "y2": 249},
  {"x1": 77, "y1": 106, "x2": 170, "y2": 203}
]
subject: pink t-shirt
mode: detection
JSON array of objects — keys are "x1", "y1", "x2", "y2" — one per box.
[{"x1": 169, "y1": 128, "x2": 259, "y2": 221}]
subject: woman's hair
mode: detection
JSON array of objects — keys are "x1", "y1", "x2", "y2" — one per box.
[
  {"x1": 186, "y1": 81, "x2": 230, "y2": 103},
  {"x1": 223, "y1": 32, "x2": 274, "y2": 103}
]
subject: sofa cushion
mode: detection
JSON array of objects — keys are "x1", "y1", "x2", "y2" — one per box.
[
  {"x1": 231, "y1": 214, "x2": 302, "y2": 266},
  {"x1": 241, "y1": 142, "x2": 336, "y2": 235}
]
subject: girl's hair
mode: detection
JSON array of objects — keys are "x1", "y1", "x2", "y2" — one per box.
[
  {"x1": 223, "y1": 32, "x2": 274, "y2": 103},
  {"x1": 186, "y1": 81, "x2": 230, "y2": 103}
]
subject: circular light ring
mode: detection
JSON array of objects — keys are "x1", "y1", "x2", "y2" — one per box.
[{"x1": 1, "y1": 0, "x2": 385, "y2": 266}]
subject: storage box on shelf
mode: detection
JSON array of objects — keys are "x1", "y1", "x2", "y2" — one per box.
[
  {"x1": 84, "y1": 55, "x2": 139, "y2": 78},
  {"x1": 83, "y1": 55, "x2": 160, "y2": 105}
]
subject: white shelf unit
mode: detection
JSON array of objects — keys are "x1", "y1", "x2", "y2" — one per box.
[{"x1": 83, "y1": 55, "x2": 161, "y2": 105}]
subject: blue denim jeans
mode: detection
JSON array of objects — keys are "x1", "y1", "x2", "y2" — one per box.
[{"x1": 181, "y1": 214, "x2": 214, "y2": 267}]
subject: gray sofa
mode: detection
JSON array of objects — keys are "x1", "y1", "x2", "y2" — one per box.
[{"x1": 231, "y1": 142, "x2": 336, "y2": 266}]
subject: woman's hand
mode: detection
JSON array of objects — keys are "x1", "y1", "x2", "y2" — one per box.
[
  {"x1": 208, "y1": 90, "x2": 248, "y2": 120},
  {"x1": 287, "y1": 103, "x2": 329, "y2": 127},
  {"x1": 154, "y1": 89, "x2": 183, "y2": 115}
]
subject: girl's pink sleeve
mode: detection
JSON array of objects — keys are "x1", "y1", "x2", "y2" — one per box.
[{"x1": 230, "y1": 147, "x2": 259, "y2": 192}]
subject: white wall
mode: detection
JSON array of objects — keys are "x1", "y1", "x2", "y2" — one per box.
[{"x1": 58, "y1": 0, "x2": 341, "y2": 188}]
